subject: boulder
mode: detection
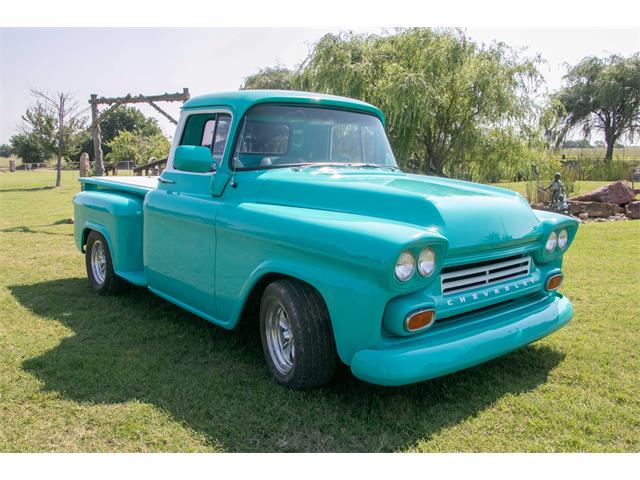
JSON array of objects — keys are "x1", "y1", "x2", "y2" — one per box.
[
  {"x1": 568, "y1": 201, "x2": 623, "y2": 218},
  {"x1": 571, "y1": 180, "x2": 636, "y2": 206},
  {"x1": 625, "y1": 201, "x2": 640, "y2": 219}
]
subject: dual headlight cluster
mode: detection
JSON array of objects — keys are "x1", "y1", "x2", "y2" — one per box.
[
  {"x1": 545, "y1": 228, "x2": 569, "y2": 252},
  {"x1": 395, "y1": 247, "x2": 436, "y2": 282}
]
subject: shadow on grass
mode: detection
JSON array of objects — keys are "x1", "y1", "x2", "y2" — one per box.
[
  {"x1": 0, "y1": 186, "x2": 56, "y2": 193},
  {"x1": 1, "y1": 225, "x2": 73, "y2": 236},
  {"x1": 12, "y1": 278, "x2": 565, "y2": 452},
  {"x1": 1, "y1": 220, "x2": 75, "y2": 236}
]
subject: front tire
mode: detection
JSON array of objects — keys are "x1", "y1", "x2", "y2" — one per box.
[
  {"x1": 85, "y1": 230, "x2": 126, "y2": 295},
  {"x1": 259, "y1": 279, "x2": 337, "y2": 389}
]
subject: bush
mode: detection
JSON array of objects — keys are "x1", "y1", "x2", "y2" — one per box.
[
  {"x1": 561, "y1": 159, "x2": 639, "y2": 181},
  {"x1": 105, "y1": 131, "x2": 170, "y2": 167}
]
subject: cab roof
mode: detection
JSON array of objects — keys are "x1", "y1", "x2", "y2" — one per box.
[{"x1": 182, "y1": 90, "x2": 385, "y2": 124}]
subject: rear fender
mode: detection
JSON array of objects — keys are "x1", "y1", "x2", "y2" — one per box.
[{"x1": 73, "y1": 190, "x2": 144, "y2": 272}]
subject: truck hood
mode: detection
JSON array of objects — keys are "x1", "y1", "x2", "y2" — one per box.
[{"x1": 256, "y1": 167, "x2": 542, "y2": 253}]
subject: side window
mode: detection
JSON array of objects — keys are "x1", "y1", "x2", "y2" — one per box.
[
  {"x1": 178, "y1": 112, "x2": 232, "y2": 171},
  {"x1": 212, "y1": 114, "x2": 231, "y2": 157},
  {"x1": 181, "y1": 114, "x2": 216, "y2": 146},
  {"x1": 201, "y1": 119, "x2": 216, "y2": 147}
]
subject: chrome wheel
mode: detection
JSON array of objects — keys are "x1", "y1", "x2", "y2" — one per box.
[
  {"x1": 265, "y1": 302, "x2": 295, "y2": 375},
  {"x1": 90, "y1": 240, "x2": 107, "y2": 285}
]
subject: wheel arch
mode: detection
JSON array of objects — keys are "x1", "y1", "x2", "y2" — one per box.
[
  {"x1": 80, "y1": 223, "x2": 116, "y2": 263},
  {"x1": 236, "y1": 271, "x2": 330, "y2": 329}
]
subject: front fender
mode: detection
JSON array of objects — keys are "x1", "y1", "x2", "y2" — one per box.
[{"x1": 215, "y1": 202, "x2": 448, "y2": 363}]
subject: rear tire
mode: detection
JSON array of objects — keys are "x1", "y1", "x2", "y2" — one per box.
[
  {"x1": 259, "y1": 279, "x2": 337, "y2": 389},
  {"x1": 85, "y1": 230, "x2": 126, "y2": 295}
]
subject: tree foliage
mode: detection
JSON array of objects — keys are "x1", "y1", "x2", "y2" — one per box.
[
  {"x1": 105, "y1": 131, "x2": 170, "y2": 167},
  {"x1": 293, "y1": 29, "x2": 542, "y2": 176},
  {"x1": 241, "y1": 66, "x2": 295, "y2": 90},
  {"x1": 77, "y1": 105, "x2": 164, "y2": 160},
  {"x1": 553, "y1": 53, "x2": 640, "y2": 161},
  {"x1": 9, "y1": 133, "x2": 50, "y2": 164},
  {"x1": 19, "y1": 90, "x2": 86, "y2": 185},
  {"x1": 0, "y1": 144, "x2": 13, "y2": 157}
]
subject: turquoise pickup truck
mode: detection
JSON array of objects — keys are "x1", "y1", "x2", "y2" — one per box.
[{"x1": 74, "y1": 90, "x2": 578, "y2": 389}]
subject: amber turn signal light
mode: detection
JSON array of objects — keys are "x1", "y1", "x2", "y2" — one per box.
[
  {"x1": 546, "y1": 274, "x2": 563, "y2": 291},
  {"x1": 405, "y1": 309, "x2": 436, "y2": 332}
]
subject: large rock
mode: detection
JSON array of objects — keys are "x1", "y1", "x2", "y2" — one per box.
[
  {"x1": 569, "y1": 201, "x2": 623, "y2": 218},
  {"x1": 626, "y1": 201, "x2": 640, "y2": 219},
  {"x1": 571, "y1": 180, "x2": 636, "y2": 206}
]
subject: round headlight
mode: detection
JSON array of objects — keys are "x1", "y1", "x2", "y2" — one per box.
[
  {"x1": 395, "y1": 251, "x2": 415, "y2": 282},
  {"x1": 545, "y1": 231, "x2": 558, "y2": 252},
  {"x1": 417, "y1": 247, "x2": 436, "y2": 277},
  {"x1": 558, "y1": 229, "x2": 568, "y2": 250}
]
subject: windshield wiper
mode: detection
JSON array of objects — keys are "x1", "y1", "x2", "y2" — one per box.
[
  {"x1": 300, "y1": 163, "x2": 399, "y2": 171},
  {"x1": 347, "y1": 163, "x2": 400, "y2": 171}
]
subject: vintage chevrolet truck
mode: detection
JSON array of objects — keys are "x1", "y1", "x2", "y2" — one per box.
[{"x1": 74, "y1": 90, "x2": 578, "y2": 389}]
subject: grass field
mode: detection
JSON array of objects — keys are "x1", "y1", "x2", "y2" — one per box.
[
  {"x1": 1, "y1": 170, "x2": 639, "y2": 452},
  {"x1": 561, "y1": 146, "x2": 640, "y2": 162}
]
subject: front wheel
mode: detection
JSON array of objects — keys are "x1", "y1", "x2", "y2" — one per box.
[
  {"x1": 85, "y1": 230, "x2": 126, "y2": 295},
  {"x1": 259, "y1": 279, "x2": 337, "y2": 389}
]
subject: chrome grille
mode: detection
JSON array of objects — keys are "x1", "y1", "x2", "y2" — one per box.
[{"x1": 440, "y1": 256, "x2": 531, "y2": 295}]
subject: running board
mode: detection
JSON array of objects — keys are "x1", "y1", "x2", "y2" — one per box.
[{"x1": 116, "y1": 270, "x2": 147, "y2": 286}]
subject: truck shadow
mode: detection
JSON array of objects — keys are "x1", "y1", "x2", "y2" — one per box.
[{"x1": 12, "y1": 278, "x2": 565, "y2": 452}]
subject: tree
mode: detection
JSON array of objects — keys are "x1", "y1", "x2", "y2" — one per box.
[
  {"x1": 561, "y1": 139, "x2": 592, "y2": 148},
  {"x1": 105, "y1": 131, "x2": 170, "y2": 167},
  {"x1": 553, "y1": 54, "x2": 640, "y2": 161},
  {"x1": 21, "y1": 89, "x2": 85, "y2": 186},
  {"x1": 77, "y1": 105, "x2": 164, "y2": 161},
  {"x1": 241, "y1": 66, "x2": 295, "y2": 90},
  {"x1": 0, "y1": 144, "x2": 13, "y2": 157},
  {"x1": 9, "y1": 133, "x2": 50, "y2": 164},
  {"x1": 294, "y1": 29, "x2": 541, "y2": 176}
]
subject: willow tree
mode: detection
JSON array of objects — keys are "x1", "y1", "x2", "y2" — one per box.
[
  {"x1": 294, "y1": 29, "x2": 541, "y2": 176},
  {"x1": 553, "y1": 54, "x2": 640, "y2": 161},
  {"x1": 242, "y1": 66, "x2": 295, "y2": 90}
]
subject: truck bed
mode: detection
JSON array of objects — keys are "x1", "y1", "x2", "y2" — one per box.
[{"x1": 79, "y1": 176, "x2": 158, "y2": 196}]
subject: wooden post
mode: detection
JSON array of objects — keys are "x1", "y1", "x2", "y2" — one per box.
[
  {"x1": 9, "y1": 159, "x2": 16, "y2": 172},
  {"x1": 90, "y1": 94, "x2": 105, "y2": 176},
  {"x1": 88, "y1": 89, "x2": 190, "y2": 178},
  {"x1": 79, "y1": 152, "x2": 89, "y2": 177}
]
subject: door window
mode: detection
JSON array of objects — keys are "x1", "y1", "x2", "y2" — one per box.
[{"x1": 179, "y1": 112, "x2": 232, "y2": 170}]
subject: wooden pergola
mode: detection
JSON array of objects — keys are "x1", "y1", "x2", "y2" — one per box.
[{"x1": 89, "y1": 88, "x2": 190, "y2": 175}]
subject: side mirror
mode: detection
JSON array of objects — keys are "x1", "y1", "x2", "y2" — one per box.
[{"x1": 173, "y1": 145, "x2": 214, "y2": 173}]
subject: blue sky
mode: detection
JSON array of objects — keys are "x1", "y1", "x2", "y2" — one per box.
[{"x1": 1, "y1": 27, "x2": 639, "y2": 144}]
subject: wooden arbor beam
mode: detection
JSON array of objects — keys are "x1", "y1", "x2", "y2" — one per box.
[
  {"x1": 146, "y1": 101, "x2": 179, "y2": 125},
  {"x1": 88, "y1": 88, "x2": 190, "y2": 176},
  {"x1": 93, "y1": 88, "x2": 190, "y2": 105}
]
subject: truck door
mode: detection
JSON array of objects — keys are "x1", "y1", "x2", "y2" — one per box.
[{"x1": 144, "y1": 111, "x2": 231, "y2": 321}]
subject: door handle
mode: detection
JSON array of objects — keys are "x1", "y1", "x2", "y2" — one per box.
[{"x1": 158, "y1": 177, "x2": 175, "y2": 184}]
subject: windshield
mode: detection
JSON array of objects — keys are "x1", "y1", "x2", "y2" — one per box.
[{"x1": 232, "y1": 104, "x2": 397, "y2": 170}]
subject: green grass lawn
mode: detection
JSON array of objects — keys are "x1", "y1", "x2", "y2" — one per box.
[
  {"x1": 1, "y1": 170, "x2": 639, "y2": 452},
  {"x1": 493, "y1": 180, "x2": 615, "y2": 198}
]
